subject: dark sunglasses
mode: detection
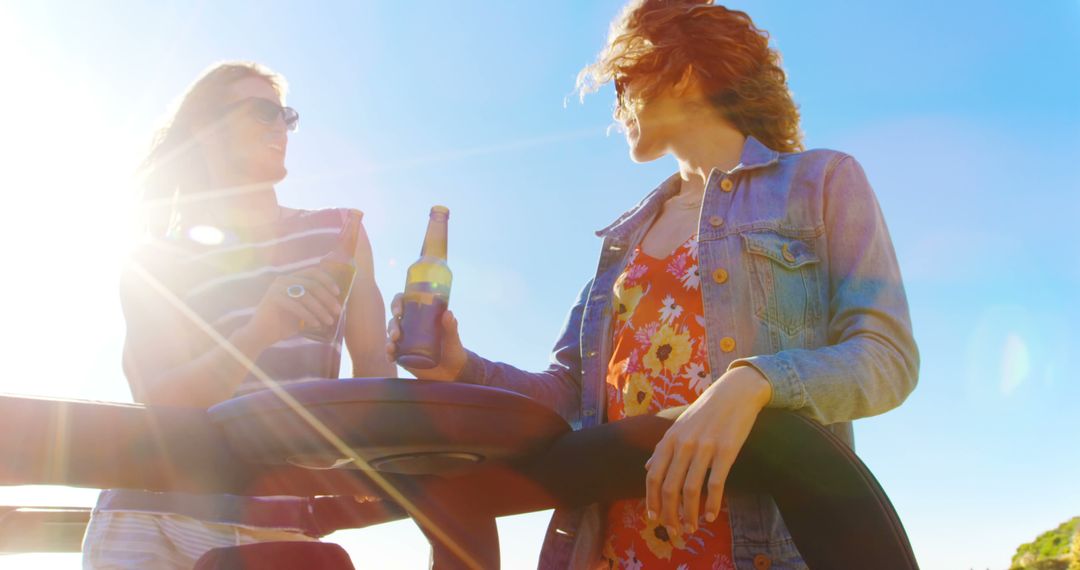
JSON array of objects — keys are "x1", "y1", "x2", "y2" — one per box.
[{"x1": 220, "y1": 97, "x2": 300, "y2": 132}]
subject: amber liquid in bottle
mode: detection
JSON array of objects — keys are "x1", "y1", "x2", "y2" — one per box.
[
  {"x1": 302, "y1": 210, "x2": 362, "y2": 343},
  {"x1": 396, "y1": 206, "x2": 452, "y2": 369}
]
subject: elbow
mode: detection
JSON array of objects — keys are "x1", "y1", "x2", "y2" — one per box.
[
  {"x1": 888, "y1": 324, "x2": 920, "y2": 405},
  {"x1": 350, "y1": 346, "x2": 397, "y2": 378},
  {"x1": 897, "y1": 337, "x2": 920, "y2": 405},
  {"x1": 871, "y1": 332, "x2": 920, "y2": 416},
  {"x1": 353, "y1": 360, "x2": 397, "y2": 379}
]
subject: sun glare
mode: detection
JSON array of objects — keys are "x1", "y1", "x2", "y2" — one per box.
[{"x1": 0, "y1": 11, "x2": 140, "y2": 403}]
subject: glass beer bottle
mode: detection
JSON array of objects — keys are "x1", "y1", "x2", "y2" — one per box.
[
  {"x1": 302, "y1": 210, "x2": 362, "y2": 343},
  {"x1": 396, "y1": 206, "x2": 451, "y2": 369}
]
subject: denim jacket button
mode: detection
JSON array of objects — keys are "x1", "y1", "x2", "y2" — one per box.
[
  {"x1": 712, "y1": 268, "x2": 729, "y2": 284},
  {"x1": 587, "y1": 351, "x2": 597, "y2": 357},
  {"x1": 708, "y1": 215, "x2": 724, "y2": 227},
  {"x1": 720, "y1": 178, "x2": 735, "y2": 192},
  {"x1": 583, "y1": 409, "x2": 596, "y2": 417},
  {"x1": 781, "y1": 243, "x2": 796, "y2": 263},
  {"x1": 720, "y1": 337, "x2": 736, "y2": 352},
  {"x1": 753, "y1": 553, "x2": 771, "y2": 569}
]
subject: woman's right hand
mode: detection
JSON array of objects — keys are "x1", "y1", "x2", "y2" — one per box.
[
  {"x1": 242, "y1": 268, "x2": 344, "y2": 347},
  {"x1": 385, "y1": 293, "x2": 468, "y2": 381}
]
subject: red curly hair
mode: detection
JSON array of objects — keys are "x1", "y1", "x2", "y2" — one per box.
[{"x1": 577, "y1": 0, "x2": 803, "y2": 153}]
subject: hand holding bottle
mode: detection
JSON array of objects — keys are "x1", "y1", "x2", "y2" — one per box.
[
  {"x1": 385, "y1": 293, "x2": 467, "y2": 381},
  {"x1": 242, "y1": 268, "x2": 343, "y2": 348},
  {"x1": 302, "y1": 210, "x2": 363, "y2": 343},
  {"x1": 386, "y1": 205, "x2": 466, "y2": 380}
]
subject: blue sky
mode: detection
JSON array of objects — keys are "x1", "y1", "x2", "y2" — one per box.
[{"x1": 0, "y1": 1, "x2": 1078, "y2": 568}]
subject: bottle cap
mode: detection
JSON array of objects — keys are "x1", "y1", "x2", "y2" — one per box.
[{"x1": 430, "y1": 205, "x2": 450, "y2": 215}]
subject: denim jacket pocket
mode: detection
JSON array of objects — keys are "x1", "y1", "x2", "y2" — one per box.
[{"x1": 742, "y1": 231, "x2": 822, "y2": 337}]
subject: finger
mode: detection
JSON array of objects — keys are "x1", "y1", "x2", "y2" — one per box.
[
  {"x1": 681, "y1": 448, "x2": 714, "y2": 534},
  {"x1": 295, "y1": 287, "x2": 336, "y2": 325},
  {"x1": 277, "y1": 297, "x2": 321, "y2": 330},
  {"x1": 295, "y1": 278, "x2": 343, "y2": 316},
  {"x1": 390, "y1": 293, "x2": 404, "y2": 318},
  {"x1": 386, "y1": 318, "x2": 401, "y2": 340},
  {"x1": 659, "y1": 441, "x2": 694, "y2": 535},
  {"x1": 441, "y1": 310, "x2": 461, "y2": 348},
  {"x1": 300, "y1": 268, "x2": 342, "y2": 297},
  {"x1": 703, "y1": 455, "x2": 732, "y2": 524},
  {"x1": 645, "y1": 439, "x2": 674, "y2": 525}
]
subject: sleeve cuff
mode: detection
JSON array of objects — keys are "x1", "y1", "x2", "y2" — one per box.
[
  {"x1": 456, "y1": 350, "x2": 488, "y2": 385},
  {"x1": 728, "y1": 354, "x2": 807, "y2": 410}
]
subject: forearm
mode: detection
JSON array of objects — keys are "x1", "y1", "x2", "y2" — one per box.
[
  {"x1": 352, "y1": 344, "x2": 396, "y2": 378},
  {"x1": 134, "y1": 324, "x2": 272, "y2": 408},
  {"x1": 732, "y1": 329, "x2": 917, "y2": 425},
  {"x1": 457, "y1": 350, "x2": 582, "y2": 424},
  {"x1": 347, "y1": 279, "x2": 396, "y2": 378}
]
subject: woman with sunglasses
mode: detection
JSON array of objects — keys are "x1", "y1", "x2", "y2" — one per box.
[
  {"x1": 82, "y1": 61, "x2": 394, "y2": 569},
  {"x1": 388, "y1": 1, "x2": 918, "y2": 567}
]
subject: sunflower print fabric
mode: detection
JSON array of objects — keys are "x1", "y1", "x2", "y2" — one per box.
[{"x1": 603, "y1": 235, "x2": 734, "y2": 569}]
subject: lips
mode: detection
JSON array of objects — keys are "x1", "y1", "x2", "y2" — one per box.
[{"x1": 263, "y1": 134, "x2": 287, "y2": 154}]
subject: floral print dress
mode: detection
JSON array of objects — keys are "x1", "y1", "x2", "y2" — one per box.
[{"x1": 602, "y1": 235, "x2": 734, "y2": 570}]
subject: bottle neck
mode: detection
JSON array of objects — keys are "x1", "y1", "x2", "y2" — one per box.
[
  {"x1": 340, "y1": 211, "x2": 362, "y2": 256},
  {"x1": 420, "y1": 214, "x2": 448, "y2": 260}
]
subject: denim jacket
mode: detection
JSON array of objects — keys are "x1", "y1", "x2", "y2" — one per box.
[{"x1": 458, "y1": 136, "x2": 919, "y2": 569}]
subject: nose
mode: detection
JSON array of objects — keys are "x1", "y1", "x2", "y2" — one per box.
[{"x1": 269, "y1": 115, "x2": 288, "y2": 134}]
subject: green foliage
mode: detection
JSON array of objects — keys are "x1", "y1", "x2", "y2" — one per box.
[
  {"x1": 1012, "y1": 517, "x2": 1080, "y2": 570},
  {"x1": 1068, "y1": 530, "x2": 1080, "y2": 570}
]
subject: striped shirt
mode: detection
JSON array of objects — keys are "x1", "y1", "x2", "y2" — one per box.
[{"x1": 95, "y1": 207, "x2": 358, "y2": 530}]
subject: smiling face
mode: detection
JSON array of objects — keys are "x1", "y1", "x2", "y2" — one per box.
[{"x1": 207, "y1": 75, "x2": 290, "y2": 186}]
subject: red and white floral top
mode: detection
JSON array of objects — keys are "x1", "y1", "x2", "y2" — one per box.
[{"x1": 602, "y1": 235, "x2": 734, "y2": 569}]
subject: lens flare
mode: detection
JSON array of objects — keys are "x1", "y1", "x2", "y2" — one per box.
[
  {"x1": 999, "y1": 333, "x2": 1030, "y2": 396},
  {"x1": 187, "y1": 225, "x2": 226, "y2": 245}
]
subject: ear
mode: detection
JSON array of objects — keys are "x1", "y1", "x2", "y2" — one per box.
[{"x1": 672, "y1": 65, "x2": 702, "y2": 97}]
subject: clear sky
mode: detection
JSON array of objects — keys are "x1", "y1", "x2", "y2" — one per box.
[{"x1": 1, "y1": 1, "x2": 1078, "y2": 568}]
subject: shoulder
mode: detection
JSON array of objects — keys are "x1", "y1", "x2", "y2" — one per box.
[
  {"x1": 121, "y1": 235, "x2": 194, "y2": 300},
  {"x1": 776, "y1": 147, "x2": 858, "y2": 174},
  {"x1": 770, "y1": 148, "x2": 871, "y2": 197},
  {"x1": 279, "y1": 206, "x2": 364, "y2": 231},
  {"x1": 126, "y1": 234, "x2": 196, "y2": 276}
]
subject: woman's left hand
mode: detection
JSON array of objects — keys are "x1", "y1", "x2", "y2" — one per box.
[{"x1": 644, "y1": 365, "x2": 773, "y2": 537}]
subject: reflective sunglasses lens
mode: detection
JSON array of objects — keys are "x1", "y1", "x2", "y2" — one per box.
[
  {"x1": 283, "y1": 107, "x2": 299, "y2": 132},
  {"x1": 250, "y1": 99, "x2": 281, "y2": 124}
]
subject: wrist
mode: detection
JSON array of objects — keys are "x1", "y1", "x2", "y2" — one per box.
[
  {"x1": 451, "y1": 349, "x2": 479, "y2": 383},
  {"x1": 231, "y1": 323, "x2": 274, "y2": 357},
  {"x1": 726, "y1": 365, "x2": 773, "y2": 409}
]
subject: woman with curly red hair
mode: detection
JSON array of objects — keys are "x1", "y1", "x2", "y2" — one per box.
[{"x1": 390, "y1": 1, "x2": 918, "y2": 567}]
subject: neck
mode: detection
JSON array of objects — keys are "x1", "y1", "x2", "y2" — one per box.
[{"x1": 671, "y1": 122, "x2": 746, "y2": 198}]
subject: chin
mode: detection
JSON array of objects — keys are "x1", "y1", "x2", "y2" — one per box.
[
  {"x1": 258, "y1": 163, "x2": 288, "y2": 184},
  {"x1": 628, "y1": 144, "x2": 663, "y2": 164}
]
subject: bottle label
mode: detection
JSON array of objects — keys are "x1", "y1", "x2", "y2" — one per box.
[
  {"x1": 403, "y1": 281, "x2": 450, "y2": 304},
  {"x1": 398, "y1": 282, "x2": 449, "y2": 369}
]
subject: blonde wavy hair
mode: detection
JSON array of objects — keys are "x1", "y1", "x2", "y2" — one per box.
[
  {"x1": 577, "y1": 0, "x2": 803, "y2": 153},
  {"x1": 139, "y1": 61, "x2": 288, "y2": 236}
]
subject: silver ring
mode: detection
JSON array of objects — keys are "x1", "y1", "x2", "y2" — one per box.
[{"x1": 286, "y1": 284, "x2": 306, "y2": 299}]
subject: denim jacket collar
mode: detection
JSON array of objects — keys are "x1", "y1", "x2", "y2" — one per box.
[{"x1": 595, "y1": 135, "x2": 780, "y2": 241}]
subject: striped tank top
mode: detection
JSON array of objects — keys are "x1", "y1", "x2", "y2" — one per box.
[{"x1": 96, "y1": 207, "x2": 359, "y2": 530}]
